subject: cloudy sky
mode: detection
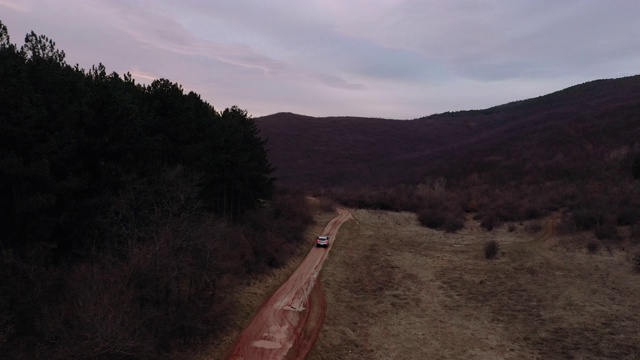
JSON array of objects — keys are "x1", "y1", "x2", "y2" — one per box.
[{"x1": 2, "y1": 0, "x2": 640, "y2": 119}]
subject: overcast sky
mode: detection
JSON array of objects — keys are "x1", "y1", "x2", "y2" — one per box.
[{"x1": 2, "y1": 0, "x2": 640, "y2": 119}]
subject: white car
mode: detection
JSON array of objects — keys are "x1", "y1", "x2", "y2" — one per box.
[{"x1": 316, "y1": 236, "x2": 330, "y2": 248}]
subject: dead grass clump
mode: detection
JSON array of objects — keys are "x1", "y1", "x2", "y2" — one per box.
[{"x1": 484, "y1": 240, "x2": 500, "y2": 259}]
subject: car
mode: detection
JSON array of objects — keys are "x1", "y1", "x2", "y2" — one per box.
[{"x1": 316, "y1": 235, "x2": 330, "y2": 248}]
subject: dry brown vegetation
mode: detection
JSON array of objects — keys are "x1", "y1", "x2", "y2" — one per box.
[
  {"x1": 257, "y1": 75, "x2": 640, "y2": 242},
  {"x1": 257, "y1": 76, "x2": 640, "y2": 190},
  {"x1": 308, "y1": 209, "x2": 640, "y2": 359},
  {"x1": 0, "y1": 189, "x2": 317, "y2": 359}
]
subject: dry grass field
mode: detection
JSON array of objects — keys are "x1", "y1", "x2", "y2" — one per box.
[{"x1": 307, "y1": 209, "x2": 640, "y2": 360}]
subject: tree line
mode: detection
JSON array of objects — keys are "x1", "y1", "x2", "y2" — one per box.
[
  {"x1": 0, "y1": 20, "x2": 274, "y2": 259},
  {"x1": 0, "y1": 21, "x2": 316, "y2": 359}
]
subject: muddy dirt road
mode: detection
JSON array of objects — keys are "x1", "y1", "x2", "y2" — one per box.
[{"x1": 226, "y1": 208, "x2": 351, "y2": 360}]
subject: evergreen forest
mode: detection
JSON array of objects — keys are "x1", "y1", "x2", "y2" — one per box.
[{"x1": 0, "y1": 21, "x2": 313, "y2": 358}]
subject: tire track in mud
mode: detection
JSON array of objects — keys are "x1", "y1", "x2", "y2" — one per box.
[{"x1": 226, "y1": 209, "x2": 351, "y2": 360}]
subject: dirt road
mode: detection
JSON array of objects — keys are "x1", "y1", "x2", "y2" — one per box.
[{"x1": 226, "y1": 208, "x2": 352, "y2": 360}]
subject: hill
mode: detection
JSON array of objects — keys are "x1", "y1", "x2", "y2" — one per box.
[{"x1": 256, "y1": 75, "x2": 640, "y2": 189}]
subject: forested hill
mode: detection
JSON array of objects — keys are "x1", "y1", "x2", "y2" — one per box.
[
  {"x1": 256, "y1": 75, "x2": 640, "y2": 189},
  {"x1": 0, "y1": 24, "x2": 274, "y2": 257},
  {"x1": 256, "y1": 75, "x2": 640, "y2": 243}
]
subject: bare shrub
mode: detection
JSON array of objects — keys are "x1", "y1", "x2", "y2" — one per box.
[
  {"x1": 572, "y1": 208, "x2": 602, "y2": 231},
  {"x1": 522, "y1": 204, "x2": 541, "y2": 220},
  {"x1": 341, "y1": 186, "x2": 409, "y2": 211},
  {"x1": 0, "y1": 309, "x2": 11, "y2": 350},
  {"x1": 123, "y1": 220, "x2": 234, "y2": 353},
  {"x1": 1, "y1": 186, "x2": 315, "y2": 359},
  {"x1": 480, "y1": 215, "x2": 500, "y2": 231},
  {"x1": 416, "y1": 195, "x2": 466, "y2": 232},
  {"x1": 418, "y1": 207, "x2": 447, "y2": 229},
  {"x1": 0, "y1": 252, "x2": 69, "y2": 358},
  {"x1": 633, "y1": 253, "x2": 640, "y2": 273},
  {"x1": 43, "y1": 263, "x2": 155, "y2": 359},
  {"x1": 617, "y1": 207, "x2": 640, "y2": 226},
  {"x1": 556, "y1": 214, "x2": 577, "y2": 235},
  {"x1": 632, "y1": 153, "x2": 640, "y2": 180},
  {"x1": 586, "y1": 240, "x2": 600, "y2": 254},
  {"x1": 525, "y1": 222, "x2": 543, "y2": 234},
  {"x1": 595, "y1": 223, "x2": 620, "y2": 241},
  {"x1": 238, "y1": 190, "x2": 314, "y2": 272},
  {"x1": 484, "y1": 240, "x2": 500, "y2": 259},
  {"x1": 318, "y1": 197, "x2": 337, "y2": 212},
  {"x1": 495, "y1": 197, "x2": 520, "y2": 222},
  {"x1": 443, "y1": 215, "x2": 465, "y2": 233},
  {"x1": 631, "y1": 224, "x2": 640, "y2": 243}
]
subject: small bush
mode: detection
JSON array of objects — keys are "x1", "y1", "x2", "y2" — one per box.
[
  {"x1": 418, "y1": 207, "x2": 447, "y2": 229},
  {"x1": 594, "y1": 223, "x2": 620, "y2": 241},
  {"x1": 484, "y1": 240, "x2": 500, "y2": 259},
  {"x1": 586, "y1": 240, "x2": 600, "y2": 254},
  {"x1": 525, "y1": 222, "x2": 543, "y2": 234},
  {"x1": 556, "y1": 215, "x2": 577, "y2": 235},
  {"x1": 443, "y1": 215, "x2": 465, "y2": 233},
  {"x1": 633, "y1": 253, "x2": 640, "y2": 273},
  {"x1": 572, "y1": 208, "x2": 602, "y2": 231},
  {"x1": 632, "y1": 154, "x2": 640, "y2": 179},
  {"x1": 630, "y1": 224, "x2": 640, "y2": 242},
  {"x1": 495, "y1": 200, "x2": 519, "y2": 222},
  {"x1": 617, "y1": 207, "x2": 640, "y2": 226},
  {"x1": 480, "y1": 215, "x2": 500, "y2": 231},
  {"x1": 522, "y1": 205, "x2": 541, "y2": 220},
  {"x1": 318, "y1": 197, "x2": 337, "y2": 212}
]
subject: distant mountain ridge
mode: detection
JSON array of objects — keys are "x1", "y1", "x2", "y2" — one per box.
[{"x1": 256, "y1": 75, "x2": 640, "y2": 188}]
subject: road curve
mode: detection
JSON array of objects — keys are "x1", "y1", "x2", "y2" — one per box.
[{"x1": 226, "y1": 208, "x2": 352, "y2": 360}]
